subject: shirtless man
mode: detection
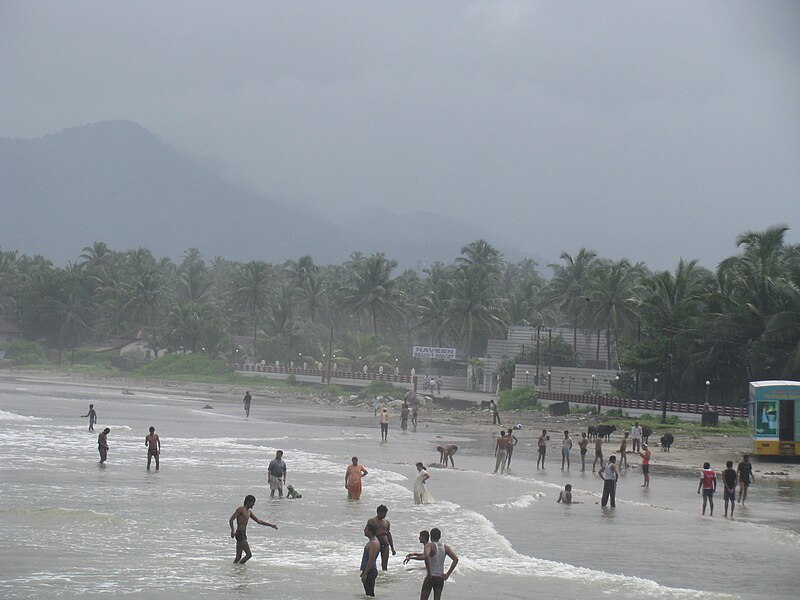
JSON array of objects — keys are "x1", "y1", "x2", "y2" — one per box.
[
  {"x1": 437, "y1": 444, "x2": 458, "y2": 468},
  {"x1": 617, "y1": 431, "x2": 629, "y2": 468},
  {"x1": 404, "y1": 530, "x2": 430, "y2": 564},
  {"x1": 537, "y1": 429, "x2": 549, "y2": 469},
  {"x1": 578, "y1": 432, "x2": 589, "y2": 471},
  {"x1": 145, "y1": 426, "x2": 161, "y2": 470},
  {"x1": 97, "y1": 428, "x2": 110, "y2": 463},
  {"x1": 737, "y1": 454, "x2": 755, "y2": 504},
  {"x1": 365, "y1": 504, "x2": 395, "y2": 570},
  {"x1": 229, "y1": 494, "x2": 277, "y2": 564},
  {"x1": 592, "y1": 435, "x2": 604, "y2": 472},
  {"x1": 242, "y1": 391, "x2": 252, "y2": 417},
  {"x1": 494, "y1": 431, "x2": 510, "y2": 474},
  {"x1": 505, "y1": 427, "x2": 519, "y2": 469},
  {"x1": 82, "y1": 404, "x2": 97, "y2": 431},
  {"x1": 412, "y1": 404, "x2": 419, "y2": 430}
]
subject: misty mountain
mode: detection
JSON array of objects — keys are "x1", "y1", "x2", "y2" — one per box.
[{"x1": 0, "y1": 120, "x2": 533, "y2": 268}]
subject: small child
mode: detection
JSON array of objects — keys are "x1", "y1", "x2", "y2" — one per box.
[
  {"x1": 558, "y1": 484, "x2": 578, "y2": 504},
  {"x1": 286, "y1": 484, "x2": 302, "y2": 499}
]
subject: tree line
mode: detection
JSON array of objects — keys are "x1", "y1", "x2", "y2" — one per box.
[{"x1": 0, "y1": 226, "x2": 798, "y2": 405}]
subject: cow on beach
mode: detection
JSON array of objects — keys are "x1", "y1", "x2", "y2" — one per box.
[{"x1": 660, "y1": 432, "x2": 674, "y2": 451}]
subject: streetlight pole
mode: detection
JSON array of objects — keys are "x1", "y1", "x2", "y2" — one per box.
[
  {"x1": 525, "y1": 370, "x2": 530, "y2": 387},
  {"x1": 705, "y1": 380, "x2": 710, "y2": 404},
  {"x1": 591, "y1": 374, "x2": 596, "y2": 394},
  {"x1": 547, "y1": 370, "x2": 552, "y2": 392}
]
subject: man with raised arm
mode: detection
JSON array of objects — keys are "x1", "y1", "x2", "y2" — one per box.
[{"x1": 229, "y1": 494, "x2": 277, "y2": 564}]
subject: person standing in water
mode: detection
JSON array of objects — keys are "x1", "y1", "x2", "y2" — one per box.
[
  {"x1": 437, "y1": 444, "x2": 458, "y2": 468},
  {"x1": 505, "y1": 427, "x2": 519, "y2": 469},
  {"x1": 365, "y1": 505, "x2": 395, "y2": 571},
  {"x1": 229, "y1": 494, "x2": 277, "y2": 564},
  {"x1": 639, "y1": 443, "x2": 651, "y2": 487},
  {"x1": 400, "y1": 401, "x2": 409, "y2": 432},
  {"x1": 242, "y1": 391, "x2": 252, "y2": 417},
  {"x1": 145, "y1": 426, "x2": 161, "y2": 470},
  {"x1": 345, "y1": 456, "x2": 369, "y2": 500},
  {"x1": 404, "y1": 530, "x2": 430, "y2": 565},
  {"x1": 561, "y1": 430, "x2": 573, "y2": 471},
  {"x1": 379, "y1": 408, "x2": 390, "y2": 442},
  {"x1": 413, "y1": 462, "x2": 434, "y2": 504},
  {"x1": 412, "y1": 403, "x2": 419, "y2": 431},
  {"x1": 617, "y1": 431, "x2": 629, "y2": 468},
  {"x1": 420, "y1": 527, "x2": 459, "y2": 600},
  {"x1": 578, "y1": 432, "x2": 589, "y2": 471},
  {"x1": 268, "y1": 450, "x2": 287, "y2": 498},
  {"x1": 592, "y1": 435, "x2": 604, "y2": 472},
  {"x1": 722, "y1": 460, "x2": 737, "y2": 517},
  {"x1": 697, "y1": 462, "x2": 717, "y2": 516},
  {"x1": 737, "y1": 454, "x2": 755, "y2": 504},
  {"x1": 97, "y1": 427, "x2": 110, "y2": 463},
  {"x1": 360, "y1": 523, "x2": 380, "y2": 596},
  {"x1": 82, "y1": 404, "x2": 97, "y2": 431},
  {"x1": 599, "y1": 455, "x2": 619, "y2": 508},
  {"x1": 494, "y1": 430, "x2": 509, "y2": 474},
  {"x1": 537, "y1": 429, "x2": 549, "y2": 469}
]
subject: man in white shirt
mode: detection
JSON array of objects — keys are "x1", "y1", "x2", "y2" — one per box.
[{"x1": 630, "y1": 422, "x2": 643, "y2": 453}]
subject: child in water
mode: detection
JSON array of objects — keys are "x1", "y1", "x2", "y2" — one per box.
[
  {"x1": 557, "y1": 484, "x2": 581, "y2": 504},
  {"x1": 286, "y1": 484, "x2": 302, "y2": 499}
]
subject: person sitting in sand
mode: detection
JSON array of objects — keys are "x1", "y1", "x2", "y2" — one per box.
[
  {"x1": 437, "y1": 444, "x2": 458, "y2": 468},
  {"x1": 346, "y1": 456, "x2": 369, "y2": 500},
  {"x1": 229, "y1": 494, "x2": 277, "y2": 564}
]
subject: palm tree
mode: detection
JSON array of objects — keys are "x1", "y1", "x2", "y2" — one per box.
[
  {"x1": 345, "y1": 253, "x2": 400, "y2": 335},
  {"x1": 545, "y1": 248, "x2": 598, "y2": 351},
  {"x1": 456, "y1": 239, "x2": 504, "y2": 276},
  {"x1": 234, "y1": 261, "x2": 272, "y2": 348},
  {"x1": 444, "y1": 264, "x2": 507, "y2": 356}
]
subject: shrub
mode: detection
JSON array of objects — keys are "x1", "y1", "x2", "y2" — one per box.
[
  {"x1": 3, "y1": 339, "x2": 46, "y2": 366},
  {"x1": 360, "y1": 380, "x2": 405, "y2": 398},
  {"x1": 134, "y1": 354, "x2": 231, "y2": 377},
  {"x1": 286, "y1": 374, "x2": 297, "y2": 385},
  {"x1": 605, "y1": 408, "x2": 624, "y2": 417},
  {"x1": 498, "y1": 387, "x2": 539, "y2": 411},
  {"x1": 323, "y1": 384, "x2": 344, "y2": 396}
]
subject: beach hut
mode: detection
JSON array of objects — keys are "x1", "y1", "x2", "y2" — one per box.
[{"x1": 749, "y1": 380, "x2": 800, "y2": 457}]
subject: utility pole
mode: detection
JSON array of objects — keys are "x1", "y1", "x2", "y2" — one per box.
[
  {"x1": 326, "y1": 325, "x2": 334, "y2": 384},
  {"x1": 536, "y1": 327, "x2": 541, "y2": 384},
  {"x1": 661, "y1": 338, "x2": 674, "y2": 423}
]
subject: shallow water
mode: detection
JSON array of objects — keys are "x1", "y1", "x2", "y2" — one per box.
[{"x1": 0, "y1": 376, "x2": 798, "y2": 599}]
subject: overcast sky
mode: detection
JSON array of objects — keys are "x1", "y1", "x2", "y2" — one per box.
[{"x1": 2, "y1": 1, "x2": 798, "y2": 270}]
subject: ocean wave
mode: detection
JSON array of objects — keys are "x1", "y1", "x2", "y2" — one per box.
[
  {"x1": 493, "y1": 492, "x2": 545, "y2": 508},
  {"x1": 0, "y1": 409, "x2": 47, "y2": 422}
]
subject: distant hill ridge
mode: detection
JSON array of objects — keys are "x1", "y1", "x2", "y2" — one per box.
[{"x1": 0, "y1": 120, "x2": 534, "y2": 267}]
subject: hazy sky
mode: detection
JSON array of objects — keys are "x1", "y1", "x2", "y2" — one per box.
[{"x1": 2, "y1": 1, "x2": 798, "y2": 270}]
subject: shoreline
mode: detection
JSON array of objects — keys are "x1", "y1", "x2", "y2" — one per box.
[{"x1": 4, "y1": 368, "x2": 799, "y2": 482}]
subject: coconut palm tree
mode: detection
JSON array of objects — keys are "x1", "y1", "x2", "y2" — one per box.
[
  {"x1": 444, "y1": 264, "x2": 507, "y2": 356},
  {"x1": 234, "y1": 261, "x2": 272, "y2": 348},
  {"x1": 344, "y1": 253, "x2": 400, "y2": 335},
  {"x1": 545, "y1": 248, "x2": 598, "y2": 351}
]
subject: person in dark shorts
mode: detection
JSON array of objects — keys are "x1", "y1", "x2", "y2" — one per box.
[
  {"x1": 361, "y1": 523, "x2": 380, "y2": 596},
  {"x1": 592, "y1": 436, "x2": 603, "y2": 472},
  {"x1": 97, "y1": 428, "x2": 110, "y2": 463},
  {"x1": 697, "y1": 462, "x2": 717, "y2": 516},
  {"x1": 82, "y1": 404, "x2": 97, "y2": 431},
  {"x1": 145, "y1": 426, "x2": 160, "y2": 470},
  {"x1": 242, "y1": 391, "x2": 252, "y2": 417},
  {"x1": 722, "y1": 460, "x2": 737, "y2": 517},
  {"x1": 229, "y1": 494, "x2": 278, "y2": 564},
  {"x1": 421, "y1": 527, "x2": 458, "y2": 600},
  {"x1": 578, "y1": 432, "x2": 589, "y2": 471},
  {"x1": 639, "y1": 444, "x2": 652, "y2": 487},
  {"x1": 737, "y1": 454, "x2": 755, "y2": 504},
  {"x1": 364, "y1": 505, "x2": 395, "y2": 570},
  {"x1": 537, "y1": 430, "x2": 549, "y2": 469}
]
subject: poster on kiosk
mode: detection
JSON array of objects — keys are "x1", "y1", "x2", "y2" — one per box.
[{"x1": 749, "y1": 380, "x2": 800, "y2": 456}]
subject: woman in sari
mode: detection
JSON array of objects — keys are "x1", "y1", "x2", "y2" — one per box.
[{"x1": 346, "y1": 456, "x2": 369, "y2": 500}]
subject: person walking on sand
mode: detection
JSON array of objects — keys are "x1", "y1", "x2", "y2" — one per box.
[
  {"x1": 737, "y1": 454, "x2": 755, "y2": 504},
  {"x1": 268, "y1": 450, "x2": 287, "y2": 498},
  {"x1": 401, "y1": 402, "x2": 410, "y2": 432},
  {"x1": 630, "y1": 421, "x2": 643, "y2": 453},
  {"x1": 242, "y1": 391, "x2": 252, "y2": 417},
  {"x1": 599, "y1": 455, "x2": 619, "y2": 508},
  {"x1": 639, "y1": 443, "x2": 651, "y2": 487},
  {"x1": 346, "y1": 456, "x2": 369, "y2": 500},
  {"x1": 82, "y1": 404, "x2": 97, "y2": 431},
  {"x1": 578, "y1": 432, "x2": 589, "y2": 471},
  {"x1": 561, "y1": 430, "x2": 573, "y2": 471},
  {"x1": 379, "y1": 408, "x2": 390, "y2": 442},
  {"x1": 489, "y1": 399, "x2": 501, "y2": 425},
  {"x1": 413, "y1": 462, "x2": 434, "y2": 504},
  {"x1": 592, "y1": 435, "x2": 604, "y2": 472},
  {"x1": 145, "y1": 426, "x2": 160, "y2": 470},
  {"x1": 97, "y1": 427, "x2": 110, "y2": 463},
  {"x1": 420, "y1": 527, "x2": 459, "y2": 600},
  {"x1": 537, "y1": 429, "x2": 549, "y2": 469},
  {"x1": 617, "y1": 431, "x2": 629, "y2": 468},
  {"x1": 494, "y1": 430, "x2": 509, "y2": 474},
  {"x1": 697, "y1": 462, "x2": 717, "y2": 516},
  {"x1": 360, "y1": 523, "x2": 380, "y2": 596},
  {"x1": 365, "y1": 505, "x2": 395, "y2": 571},
  {"x1": 229, "y1": 494, "x2": 277, "y2": 564},
  {"x1": 505, "y1": 427, "x2": 519, "y2": 469},
  {"x1": 437, "y1": 444, "x2": 458, "y2": 468},
  {"x1": 723, "y1": 460, "x2": 737, "y2": 517}
]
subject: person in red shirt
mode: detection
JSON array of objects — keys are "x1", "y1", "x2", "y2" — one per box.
[{"x1": 697, "y1": 462, "x2": 717, "y2": 516}]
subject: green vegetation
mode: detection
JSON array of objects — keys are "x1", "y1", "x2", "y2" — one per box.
[
  {"x1": 360, "y1": 380, "x2": 406, "y2": 399},
  {"x1": 0, "y1": 226, "x2": 798, "y2": 408},
  {"x1": 598, "y1": 412, "x2": 750, "y2": 438},
  {"x1": 498, "y1": 386, "x2": 540, "y2": 411},
  {"x1": 134, "y1": 354, "x2": 231, "y2": 378},
  {"x1": 322, "y1": 384, "x2": 344, "y2": 396},
  {"x1": 3, "y1": 339, "x2": 46, "y2": 366}
]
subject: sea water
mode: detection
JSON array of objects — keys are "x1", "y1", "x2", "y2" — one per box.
[{"x1": 0, "y1": 375, "x2": 798, "y2": 599}]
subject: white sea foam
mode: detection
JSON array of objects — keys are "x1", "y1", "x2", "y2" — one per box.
[
  {"x1": 493, "y1": 492, "x2": 545, "y2": 508},
  {"x1": 0, "y1": 409, "x2": 47, "y2": 422}
]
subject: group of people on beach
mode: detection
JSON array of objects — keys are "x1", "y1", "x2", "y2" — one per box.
[
  {"x1": 697, "y1": 455, "x2": 756, "y2": 517},
  {"x1": 82, "y1": 403, "x2": 160, "y2": 468}
]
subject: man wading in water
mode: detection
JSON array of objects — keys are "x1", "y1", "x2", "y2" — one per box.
[
  {"x1": 364, "y1": 504, "x2": 395, "y2": 570},
  {"x1": 145, "y1": 426, "x2": 160, "y2": 470},
  {"x1": 229, "y1": 494, "x2": 277, "y2": 564}
]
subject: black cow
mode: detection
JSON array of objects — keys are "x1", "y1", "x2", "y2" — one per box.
[
  {"x1": 660, "y1": 432, "x2": 674, "y2": 451},
  {"x1": 641, "y1": 425, "x2": 653, "y2": 444},
  {"x1": 587, "y1": 425, "x2": 598, "y2": 441},
  {"x1": 596, "y1": 424, "x2": 617, "y2": 441}
]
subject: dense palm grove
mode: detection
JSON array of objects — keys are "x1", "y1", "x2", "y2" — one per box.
[{"x1": 1, "y1": 227, "x2": 798, "y2": 405}]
